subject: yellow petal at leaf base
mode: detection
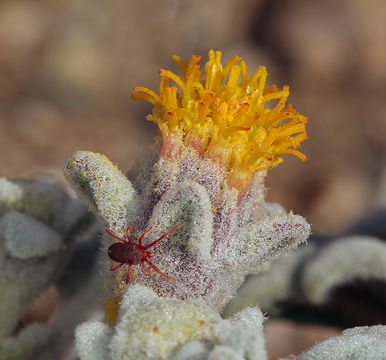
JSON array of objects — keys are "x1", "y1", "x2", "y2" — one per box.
[{"x1": 105, "y1": 295, "x2": 120, "y2": 325}]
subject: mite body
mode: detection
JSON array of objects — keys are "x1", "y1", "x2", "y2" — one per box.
[
  {"x1": 107, "y1": 242, "x2": 142, "y2": 265},
  {"x1": 106, "y1": 224, "x2": 178, "y2": 281}
]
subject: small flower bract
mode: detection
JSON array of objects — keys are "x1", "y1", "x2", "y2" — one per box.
[{"x1": 133, "y1": 49, "x2": 308, "y2": 190}]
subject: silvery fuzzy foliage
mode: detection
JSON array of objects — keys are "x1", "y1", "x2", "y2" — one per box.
[
  {"x1": 0, "y1": 176, "x2": 91, "y2": 359},
  {"x1": 224, "y1": 244, "x2": 314, "y2": 317},
  {"x1": 75, "y1": 285, "x2": 267, "y2": 360},
  {"x1": 302, "y1": 236, "x2": 386, "y2": 304},
  {"x1": 294, "y1": 325, "x2": 386, "y2": 360},
  {"x1": 225, "y1": 234, "x2": 386, "y2": 324},
  {"x1": 63, "y1": 142, "x2": 310, "y2": 310}
]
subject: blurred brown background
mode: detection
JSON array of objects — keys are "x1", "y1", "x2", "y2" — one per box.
[{"x1": 1, "y1": 0, "x2": 385, "y2": 232}]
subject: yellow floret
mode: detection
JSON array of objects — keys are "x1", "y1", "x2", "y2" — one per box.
[
  {"x1": 133, "y1": 50, "x2": 307, "y2": 189},
  {"x1": 105, "y1": 295, "x2": 120, "y2": 324}
]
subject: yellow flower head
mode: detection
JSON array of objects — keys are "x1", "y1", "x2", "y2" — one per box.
[{"x1": 133, "y1": 50, "x2": 307, "y2": 189}]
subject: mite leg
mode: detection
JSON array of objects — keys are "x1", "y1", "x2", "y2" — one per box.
[
  {"x1": 144, "y1": 225, "x2": 179, "y2": 250},
  {"x1": 144, "y1": 259, "x2": 175, "y2": 280},
  {"x1": 106, "y1": 227, "x2": 129, "y2": 244},
  {"x1": 141, "y1": 261, "x2": 151, "y2": 276},
  {"x1": 125, "y1": 226, "x2": 135, "y2": 244},
  {"x1": 138, "y1": 226, "x2": 153, "y2": 247},
  {"x1": 110, "y1": 263, "x2": 125, "y2": 271}
]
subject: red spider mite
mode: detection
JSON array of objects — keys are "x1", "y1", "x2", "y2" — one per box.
[{"x1": 105, "y1": 224, "x2": 179, "y2": 281}]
